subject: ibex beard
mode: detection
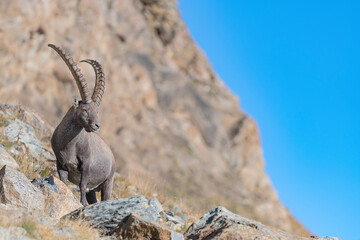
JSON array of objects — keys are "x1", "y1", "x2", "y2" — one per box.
[{"x1": 49, "y1": 44, "x2": 116, "y2": 206}]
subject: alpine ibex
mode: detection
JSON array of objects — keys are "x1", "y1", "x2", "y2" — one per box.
[{"x1": 49, "y1": 44, "x2": 115, "y2": 206}]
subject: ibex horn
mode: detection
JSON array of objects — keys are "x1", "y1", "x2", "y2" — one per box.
[
  {"x1": 80, "y1": 59, "x2": 105, "y2": 106},
  {"x1": 48, "y1": 44, "x2": 92, "y2": 104}
]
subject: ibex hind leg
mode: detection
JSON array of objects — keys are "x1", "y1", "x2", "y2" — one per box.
[
  {"x1": 101, "y1": 177, "x2": 114, "y2": 201},
  {"x1": 86, "y1": 190, "x2": 97, "y2": 204},
  {"x1": 56, "y1": 161, "x2": 68, "y2": 184}
]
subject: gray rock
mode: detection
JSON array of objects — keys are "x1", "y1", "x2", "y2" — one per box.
[
  {"x1": 185, "y1": 206, "x2": 341, "y2": 240},
  {"x1": 0, "y1": 146, "x2": 19, "y2": 169},
  {"x1": 32, "y1": 176, "x2": 81, "y2": 219},
  {"x1": 4, "y1": 119, "x2": 43, "y2": 159},
  {"x1": 3, "y1": 119, "x2": 55, "y2": 162},
  {"x1": 31, "y1": 176, "x2": 59, "y2": 194},
  {"x1": 165, "y1": 210, "x2": 174, "y2": 216},
  {"x1": 162, "y1": 211, "x2": 185, "y2": 231},
  {"x1": 149, "y1": 197, "x2": 163, "y2": 212},
  {"x1": 116, "y1": 213, "x2": 184, "y2": 240},
  {"x1": 172, "y1": 205, "x2": 184, "y2": 215},
  {"x1": 171, "y1": 232, "x2": 184, "y2": 240},
  {"x1": 63, "y1": 196, "x2": 178, "y2": 236},
  {"x1": 0, "y1": 165, "x2": 45, "y2": 211},
  {"x1": 0, "y1": 226, "x2": 31, "y2": 240},
  {"x1": 41, "y1": 148, "x2": 56, "y2": 161},
  {"x1": 8, "y1": 144, "x2": 26, "y2": 157}
]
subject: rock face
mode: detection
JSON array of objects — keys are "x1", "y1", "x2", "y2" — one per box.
[
  {"x1": 184, "y1": 207, "x2": 340, "y2": 240},
  {"x1": 0, "y1": 104, "x2": 56, "y2": 163},
  {"x1": 0, "y1": 146, "x2": 19, "y2": 169},
  {"x1": 0, "y1": 165, "x2": 45, "y2": 211},
  {"x1": 116, "y1": 213, "x2": 184, "y2": 240},
  {"x1": 0, "y1": 164, "x2": 80, "y2": 220},
  {"x1": 4, "y1": 119, "x2": 45, "y2": 160},
  {"x1": 32, "y1": 176, "x2": 82, "y2": 219},
  {"x1": 0, "y1": 0, "x2": 305, "y2": 234},
  {"x1": 64, "y1": 196, "x2": 184, "y2": 236}
]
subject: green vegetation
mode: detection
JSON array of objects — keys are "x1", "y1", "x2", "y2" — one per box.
[
  {"x1": 12, "y1": 151, "x2": 55, "y2": 180},
  {"x1": 21, "y1": 218, "x2": 38, "y2": 239}
]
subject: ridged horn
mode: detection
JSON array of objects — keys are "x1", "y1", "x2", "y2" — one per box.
[
  {"x1": 80, "y1": 59, "x2": 105, "y2": 106},
  {"x1": 48, "y1": 44, "x2": 92, "y2": 103}
]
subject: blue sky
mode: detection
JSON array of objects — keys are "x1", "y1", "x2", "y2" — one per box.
[{"x1": 178, "y1": 1, "x2": 360, "y2": 239}]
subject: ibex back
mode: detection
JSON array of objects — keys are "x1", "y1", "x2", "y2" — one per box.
[{"x1": 49, "y1": 44, "x2": 115, "y2": 206}]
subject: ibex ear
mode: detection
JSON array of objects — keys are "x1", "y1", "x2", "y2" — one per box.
[{"x1": 73, "y1": 96, "x2": 79, "y2": 109}]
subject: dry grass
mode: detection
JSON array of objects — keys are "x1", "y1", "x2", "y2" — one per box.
[
  {"x1": 12, "y1": 151, "x2": 56, "y2": 180},
  {"x1": 111, "y1": 171, "x2": 201, "y2": 232},
  {"x1": 54, "y1": 219, "x2": 101, "y2": 240},
  {"x1": 21, "y1": 217, "x2": 39, "y2": 239},
  {"x1": 0, "y1": 210, "x2": 101, "y2": 240},
  {"x1": 0, "y1": 107, "x2": 56, "y2": 180}
]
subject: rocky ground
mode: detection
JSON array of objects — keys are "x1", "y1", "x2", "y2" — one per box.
[{"x1": 0, "y1": 104, "x2": 340, "y2": 239}]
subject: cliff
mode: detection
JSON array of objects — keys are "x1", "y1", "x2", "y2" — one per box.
[{"x1": 0, "y1": 0, "x2": 306, "y2": 235}]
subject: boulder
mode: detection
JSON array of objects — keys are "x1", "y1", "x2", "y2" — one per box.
[
  {"x1": 116, "y1": 213, "x2": 184, "y2": 240},
  {"x1": 63, "y1": 196, "x2": 182, "y2": 236},
  {"x1": 184, "y1": 207, "x2": 341, "y2": 240},
  {"x1": 32, "y1": 176, "x2": 82, "y2": 219},
  {"x1": 0, "y1": 165, "x2": 45, "y2": 211},
  {"x1": 4, "y1": 119, "x2": 43, "y2": 159},
  {"x1": 0, "y1": 146, "x2": 19, "y2": 169},
  {"x1": 3, "y1": 118, "x2": 55, "y2": 162},
  {"x1": 163, "y1": 210, "x2": 186, "y2": 231}
]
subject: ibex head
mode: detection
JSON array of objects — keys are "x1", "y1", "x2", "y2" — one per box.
[
  {"x1": 48, "y1": 44, "x2": 105, "y2": 132},
  {"x1": 72, "y1": 98, "x2": 100, "y2": 132}
]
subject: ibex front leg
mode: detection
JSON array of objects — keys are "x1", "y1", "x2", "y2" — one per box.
[{"x1": 78, "y1": 156, "x2": 90, "y2": 207}]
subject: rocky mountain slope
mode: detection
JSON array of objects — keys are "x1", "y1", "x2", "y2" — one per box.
[
  {"x1": 1, "y1": 0, "x2": 304, "y2": 234},
  {"x1": 0, "y1": 104, "x2": 339, "y2": 240}
]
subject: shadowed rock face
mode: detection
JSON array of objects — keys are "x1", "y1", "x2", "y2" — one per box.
[
  {"x1": 116, "y1": 213, "x2": 184, "y2": 240},
  {"x1": 0, "y1": 0, "x2": 305, "y2": 234}
]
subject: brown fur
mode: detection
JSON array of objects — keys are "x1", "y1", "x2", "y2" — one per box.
[
  {"x1": 51, "y1": 101, "x2": 115, "y2": 206},
  {"x1": 49, "y1": 44, "x2": 115, "y2": 206}
]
